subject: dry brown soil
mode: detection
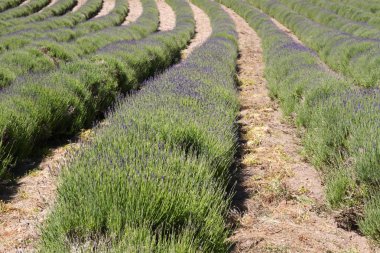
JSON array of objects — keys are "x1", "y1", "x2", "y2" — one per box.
[
  {"x1": 20, "y1": 0, "x2": 31, "y2": 6},
  {"x1": 94, "y1": 0, "x2": 116, "y2": 18},
  {"x1": 72, "y1": 0, "x2": 87, "y2": 12},
  {"x1": 122, "y1": 0, "x2": 142, "y2": 25},
  {"x1": 222, "y1": 5, "x2": 378, "y2": 253},
  {"x1": 181, "y1": 2, "x2": 211, "y2": 58},
  {"x1": 156, "y1": 0, "x2": 176, "y2": 31},
  {"x1": 0, "y1": 136, "x2": 88, "y2": 252}
]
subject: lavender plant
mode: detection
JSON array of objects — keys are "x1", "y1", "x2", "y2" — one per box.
[
  {"x1": 0, "y1": 0, "x2": 194, "y2": 180},
  {"x1": 277, "y1": 0, "x2": 380, "y2": 39},
  {"x1": 0, "y1": 0, "x2": 51, "y2": 20},
  {"x1": 40, "y1": 0, "x2": 238, "y2": 250},
  {"x1": 0, "y1": 0, "x2": 79, "y2": 29},
  {"x1": 249, "y1": 0, "x2": 380, "y2": 88},
  {"x1": 0, "y1": 0, "x2": 103, "y2": 45},
  {"x1": 219, "y1": 0, "x2": 380, "y2": 242},
  {"x1": 0, "y1": 0, "x2": 25, "y2": 12},
  {"x1": 307, "y1": 0, "x2": 380, "y2": 28},
  {"x1": 0, "y1": 0, "x2": 159, "y2": 88}
]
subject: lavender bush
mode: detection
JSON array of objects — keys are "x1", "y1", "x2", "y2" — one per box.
[
  {"x1": 249, "y1": 0, "x2": 380, "y2": 87},
  {"x1": 0, "y1": 0, "x2": 159, "y2": 88},
  {"x1": 0, "y1": 0, "x2": 195, "y2": 179},
  {"x1": 40, "y1": 0, "x2": 238, "y2": 251},
  {"x1": 219, "y1": 0, "x2": 380, "y2": 242}
]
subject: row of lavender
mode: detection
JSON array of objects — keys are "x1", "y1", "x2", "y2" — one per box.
[
  {"x1": 248, "y1": 0, "x2": 380, "y2": 88},
  {"x1": 0, "y1": 0, "x2": 51, "y2": 20},
  {"x1": 0, "y1": 0, "x2": 24, "y2": 12},
  {"x1": 40, "y1": 0, "x2": 239, "y2": 250},
  {"x1": 277, "y1": 0, "x2": 380, "y2": 39},
  {"x1": 0, "y1": 0, "x2": 116, "y2": 50},
  {"x1": 0, "y1": 0, "x2": 194, "y2": 179},
  {"x1": 307, "y1": 0, "x2": 380, "y2": 28},
  {"x1": 0, "y1": 0, "x2": 79, "y2": 31},
  {"x1": 219, "y1": 0, "x2": 380, "y2": 242},
  {"x1": 0, "y1": 0, "x2": 159, "y2": 89}
]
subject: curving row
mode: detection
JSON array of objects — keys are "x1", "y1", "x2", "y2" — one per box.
[
  {"x1": 40, "y1": 0, "x2": 239, "y2": 251},
  {"x1": 0, "y1": 0, "x2": 122, "y2": 46},
  {"x1": 0, "y1": 0, "x2": 161, "y2": 89},
  {"x1": 330, "y1": 0, "x2": 380, "y2": 15},
  {"x1": 0, "y1": 0, "x2": 25, "y2": 13},
  {"x1": 0, "y1": 1, "x2": 149, "y2": 87},
  {"x1": 0, "y1": 0, "x2": 191, "y2": 178},
  {"x1": 0, "y1": 0, "x2": 159, "y2": 90},
  {"x1": 0, "y1": 0, "x2": 79, "y2": 29},
  {"x1": 248, "y1": 0, "x2": 380, "y2": 88},
  {"x1": 276, "y1": 0, "x2": 380, "y2": 39},
  {"x1": 306, "y1": 0, "x2": 380, "y2": 28},
  {"x1": 0, "y1": 0, "x2": 51, "y2": 20},
  {"x1": 218, "y1": 0, "x2": 380, "y2": 242},
  {"x1": 0, "y1": 0, "x2": 101, "y2": 38}
]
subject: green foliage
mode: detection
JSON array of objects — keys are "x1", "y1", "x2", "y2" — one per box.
[
  {"x1": 0, "y1": 0, "x2": 24, "y2": 12},
  {"x1": 0, "y1": 0, "x2": 192, "y2": 178},
  {"x1": 0, "y1": 65, "x2": 16, "y2": 88},
  {"x1": 0, "y1": 0, "x2": 160, "y2": 88},
  {"x1": 40, "y1": 0, "x2": 238, "y2": 250},
  {"x1": 219, "y1": 0, "x2": 380, "y2": 242},
  {"x1": 0, "y1": 0, "x2": 51, "y2": 20},
  {"x1": 249, "y1": 0, "x2": 380, "y2": 87},
  {"x1": 360, "y1": 194, "x2": 380, "y2": 241}
]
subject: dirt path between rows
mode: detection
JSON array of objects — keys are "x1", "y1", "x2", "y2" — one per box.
[
  {"x1": 180, "y1": 2, "x2": 211, "y2": 59},
  {"x1": 94, "y1": 0, "x2": 115, "y2": 18},
  {"x1": 156, "y1": 0, "x2": 175, "y2": 31},
  {"x1": 222, "y1": 5, "x2": 378, "y2": 253},
  {"x1": 72, "y1": 0, "x2": 87, "y2": 12},
  {"x1": 20, "y1": 0, "x2": 31, "y2": 6},
  {"x1": 122, "y1": 0, "x2": 142, "y2": 25},
  {"x1": 0, "y1": 3, "x2": 212, "y2": 252},
  {"x1": 0, "y1": 136, "x2": 87, "y2": 252}
]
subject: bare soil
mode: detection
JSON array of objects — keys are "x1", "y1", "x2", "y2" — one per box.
[
  {"x1": 94, "y1": 0, "x2": 116, "y2": 18},
  {"x1": 156, "y1": 0, "x2": 176, "y2": 31},
  {"x1": 0, "y1": 134, "x2": 89, "y2": 252},
  {"x1": 72, "y1": 0, "x2": 87, "y2": 12},
  {"x1": 181, "y1": 2, "x2": 211, "y2": 59},
  {"x1": 122, "y1": 0, "x2": 142, "y2": 25},
  {"x1": 222, "y1": 5, "x2": 378, "y2": 253},
  {"x1": 20, "y1": 0, "x2": 31, "y2": 6}
]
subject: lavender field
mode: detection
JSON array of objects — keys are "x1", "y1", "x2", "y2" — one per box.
[{"x1": 1, "y1": 0, "x2": 380, "y2": 251}]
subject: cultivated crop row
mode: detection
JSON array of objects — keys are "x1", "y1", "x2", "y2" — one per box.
[
  {"x1": 249, "y1": 0, "x2": 380, "y2": 87},
  {"x1": 306, "y1": 0, "x2": 380, "y2": 28},
  {"x1": 0, "y1": 0, "x2": 126, "y2": 48},
  {"x1": 277, "y1": 0, "x2": 380, "y2": 39},
  {"x1": 219, "y1": 0, "x2": 380, "y2": 241},
  {"x1": 39, "y1": 0, "x2": 129, "y2": 42},
  {"x1": 330, "y1": 0, "x2": 380, "y2": 15},
  {"x1": 0, "y1": 0, "x2": 194, "y2": 180},
  {"x1": 1, "y1": 0, "x2": 78, "y2": 30},
  {"x1": 40, "y1": 0, "x2": 238, "y2": 250},
  {"x1": 0, "y1": 0, "x2": 101, "y2": 39},
  {"x1": 0, "y1": 0, "x2": 51, "y2": 20},
  {"x1": 0, "y1": 0, "x2": 149, "y2": 87},
  {"x1": 0, "y1": 0, "x2": 24, "y2": 12},
  {"x1": 0, "y1": 0, "x2": 159, "y2": 88}
]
